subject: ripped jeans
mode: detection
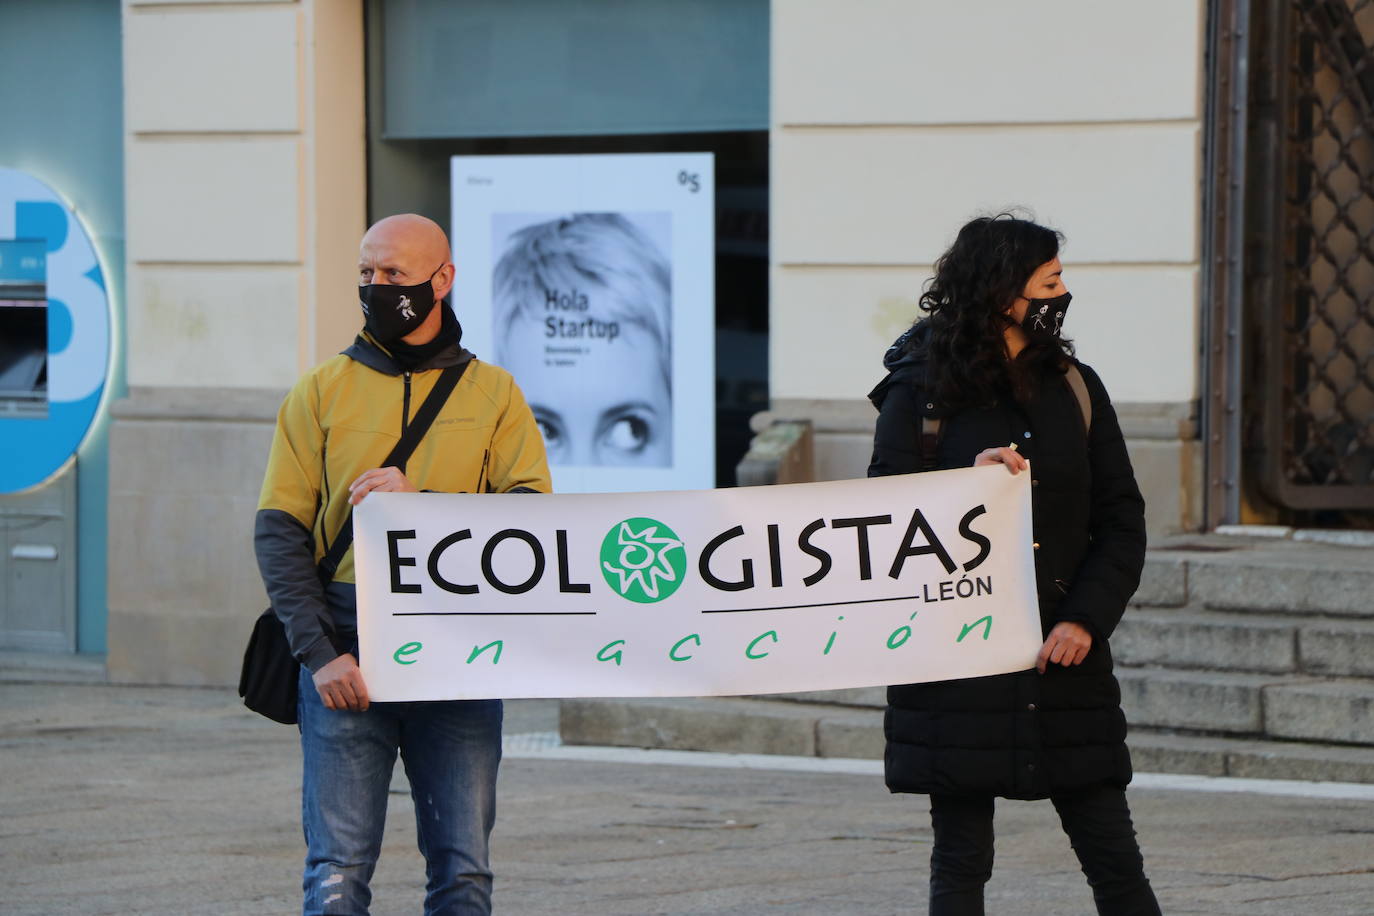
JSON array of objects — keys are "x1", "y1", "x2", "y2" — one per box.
[{"x1": 297, "y1": 667, "x2": 502, "y2": 916}]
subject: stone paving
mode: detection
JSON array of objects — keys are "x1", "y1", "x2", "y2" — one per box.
[{"x1": 2, "y1": 682, "x2": 1373, "y2": 915}]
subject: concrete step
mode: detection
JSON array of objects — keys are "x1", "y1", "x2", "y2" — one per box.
[
  {"x1": 1117, "y1": 666, "x2": 1374, "y2": 746},
  {"x1": 1298, "y1": 618, "x2": 1374, "y2": 677},
  {"x1": 1134, "y1": 538, "x2": 1374, "y2": 618},
  {"x1": 764, "y1": 661, "x2": 1374, "y2": 740},
  {"x1": 751, "y1": 686, "x2": 885, "y2": 708},
  {"x1": 1125, "y1": 729, "x2": 1374, "y2": 784},
  {"x1": 559, "y1": 696, "x2": 882, "y2": 758},
  {"x1": 1116, "y1": 667, "x2": 1277, "y2": 734},
  {"x1": 0, "y1": 650, "x2": 107, "y2": 684},
  {"x1": 1113, "y1": 610, "x2": 1300, "y2": 673},
  {"x1": 759, "y1": 666, "x2": 1374, "y2": 746},
  {"x1": 1112, "y1": 610, "x2": 1374, "y2": 678},
  {"x1": 559, "y1": 697, "x2": 1374, "y2": 784},
  {"x1": 1263, "y1": 679, "x2": 1374, "y2": 746}
]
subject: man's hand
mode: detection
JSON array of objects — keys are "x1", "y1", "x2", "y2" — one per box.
[
  {"x1": 313, "y1": 653, "x2": 370, "y2": 711},
  {"x1": 348, "y1": 466, "x2": 418, "y2": 505},
  {"x1": 1036, "y1": 621, "x2": 1092, "y2": 674},
  {"x1": 973, "y1": 446, "x2": 1028, "y2": 475}
]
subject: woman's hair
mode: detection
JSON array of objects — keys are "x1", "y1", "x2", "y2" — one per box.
[
  {"x1": 918, "y1": 213, "x2": 1073, "y2": 408},
  {"x1": 493, "y1": 213, "x2": 672, "y2": 388}
]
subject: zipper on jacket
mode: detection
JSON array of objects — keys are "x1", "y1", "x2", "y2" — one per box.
[
  {"x1": 318, "y1": 443, "x2": 332, "y2": 553},
  {"x1": 399, "y1": 372, "x2": 412, "y2": 472},
  {"x1": 476, "y1": 448, "x2": 490, "y2": 494}
]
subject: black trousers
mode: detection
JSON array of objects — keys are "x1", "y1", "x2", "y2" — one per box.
[{"x1": 928, "y1": 787, "x2": 1162, "y2": 916}]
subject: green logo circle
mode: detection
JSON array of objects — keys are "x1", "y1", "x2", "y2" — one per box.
[{"x1": 600, "y1": 517, "x2": 688, "y2": 603}]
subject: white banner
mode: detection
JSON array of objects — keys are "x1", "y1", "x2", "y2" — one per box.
[
  {"x1": 450, "y1": 153, "x2": 715, "y2": 493},
  {"x1": 355, "y1": 468, "x2": 1041, "y2": 701}
]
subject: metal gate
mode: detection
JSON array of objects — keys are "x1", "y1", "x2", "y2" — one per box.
[{"x1": 1206, "y1": 0, "x2": 1374, "y2": 523}]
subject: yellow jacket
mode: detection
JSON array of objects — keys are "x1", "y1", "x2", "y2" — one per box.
[
  {"x1": 259, "y1": 354, "x2": 551, "y2": 584},
  {"x1": 254, "y1": 320, "x2": 551, "y2": 671}
]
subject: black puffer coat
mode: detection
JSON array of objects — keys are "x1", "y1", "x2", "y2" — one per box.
[{"x1": 868, "y1": 322, "x2": 1146, "y2": 800}]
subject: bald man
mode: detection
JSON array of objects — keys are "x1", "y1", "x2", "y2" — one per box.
[{"x1": 255, "y1": 214, "x2": 550, "y2": 915}]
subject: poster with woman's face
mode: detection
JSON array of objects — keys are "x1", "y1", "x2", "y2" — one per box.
[
  {"x1": 452, "y1": 155, "x2": 714, "y2": 493},
  {"x1": 492, "y1": 211, "x2": 673, "y2": 468}
]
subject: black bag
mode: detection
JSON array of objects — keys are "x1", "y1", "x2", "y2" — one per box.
[
  {"x1": 238, "y1": 362, "x2": 467, "y2": 724},
  {"x1": 238, "y1": 609, "x2": 302, "y2": 724}
]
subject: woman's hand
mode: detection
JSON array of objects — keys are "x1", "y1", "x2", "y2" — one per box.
[
  {"x1": 348, "y1": 466, "x2": 418, "y2": 505},
  {"x1": 1036, "y1": 621, "x2": 1093, "y2": 673},
  {"x1": 973, "y1": 446, "x2": 1028, "y2": 475}
]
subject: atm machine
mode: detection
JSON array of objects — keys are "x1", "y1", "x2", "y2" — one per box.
[{"x1": 0, "y1": 172, "x2": 111, "y2": 654}]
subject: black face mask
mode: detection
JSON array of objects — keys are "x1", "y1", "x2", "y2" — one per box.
[
  {"x1": 1021, "y1": 291, "x2": 1072, "y2": 340},
  {"x1": 359, "y1": 265, "x2": 443, "y2": 344}
]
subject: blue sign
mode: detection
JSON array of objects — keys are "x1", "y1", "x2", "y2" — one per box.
[{"x1": 0, "y1": 169, "x2": 112, "y2": 493}]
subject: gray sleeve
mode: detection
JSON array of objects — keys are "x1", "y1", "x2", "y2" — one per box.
[{"x1": 253, "y1": 508, "x2": 340, "y2": 673}]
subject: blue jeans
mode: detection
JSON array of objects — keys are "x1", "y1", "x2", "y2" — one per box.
[{"x1": 297, "y1": 667, "x2": 502, "y2": 916}]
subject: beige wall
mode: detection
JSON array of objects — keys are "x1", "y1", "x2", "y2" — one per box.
[
  {"x1": 769, "y1": 0, "x2": 1207, "y2": 534},
  {"x1": 772, "y1": 0, "x2": 1204, "y2": 404},
  {"x1": 109, "y1": 0, "x2": 366, "y2": 685},
  {"x1": 123, "y1": 0, "x2": 366, "y2": 388}
]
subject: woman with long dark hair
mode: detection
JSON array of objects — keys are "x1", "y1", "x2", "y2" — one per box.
[{"x1": 868, "y1": 214, "x2": 1161, "y2": 915}]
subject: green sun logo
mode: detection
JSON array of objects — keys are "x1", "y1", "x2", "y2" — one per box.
[{"x1": 599, "y1": 517, "x2": 688, "y2": 603}]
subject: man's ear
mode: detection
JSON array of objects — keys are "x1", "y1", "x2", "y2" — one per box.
[{"x1": 434, "y1": 263, "x2": 456, "y2": 300}]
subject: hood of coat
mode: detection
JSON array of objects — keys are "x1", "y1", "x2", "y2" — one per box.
[
  {"x1": 868, "y1": 319, "x2": 936, "y2": 411},
  {"x1": 882, "y1": 318, "x2": 932, "y2": 372},
  {"x1": 342, "y1": 301, "x2": 474, "y2": 376}
]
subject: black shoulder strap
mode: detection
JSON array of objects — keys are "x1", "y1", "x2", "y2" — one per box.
[
  {"x1": 316, "y1": 361, "x2": 468, "y2": 584},
  {"x1": 1063, "y1": 364, "x2": 1092, "y2": 437}
]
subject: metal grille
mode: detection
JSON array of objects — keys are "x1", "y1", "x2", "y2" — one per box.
[{"x1": 1263, "y1": 0, "x2": 1374, "y2": 508}]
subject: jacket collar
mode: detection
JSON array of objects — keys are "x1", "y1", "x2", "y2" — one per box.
[{"x1": 341, "y1": 304, "x2": 475, "y2": 376}]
